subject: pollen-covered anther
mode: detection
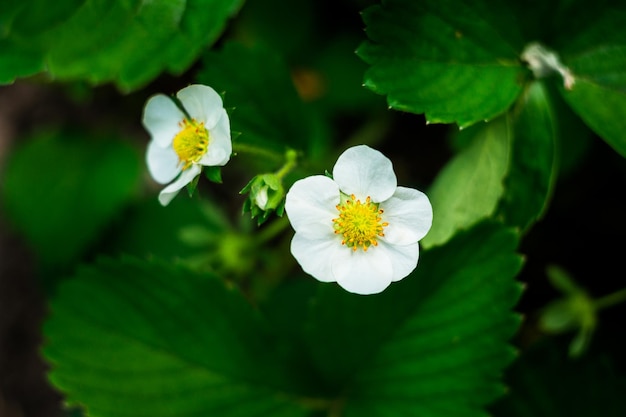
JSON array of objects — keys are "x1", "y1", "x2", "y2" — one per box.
[
  {"x1": 172, "y1": 119, "x2": 210, "y2": 170},
  {"x1": 331, "y1": 194, "x2": 388, "y2": 252}
]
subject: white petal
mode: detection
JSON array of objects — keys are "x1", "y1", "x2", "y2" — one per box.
[
  {"x1": 177, "y1": 84, "x2": 224, "y2": 128},
  {"x1": 332, "y1": 145, "x2": 397, "y2": 202},
  {"x1": 378, "y1": 241, "x2": 420, "y2": 282},
  {"x1": 157, "y1": 164, "x2": 202, "y2": 206},
  {"x1": 285, "y1": 176, "x2": 339, "y2": 238},
  {"x1": 255, "y1": 186, "x2": 269, "y2": 209},
  {"x1": 146, "y1": 141, "x2": 181, "y2": 184},
  {"x1": 331, "y1": 247, "x2": 394, "y2": 295},
  {"x1": 290, "y1": 233, "x2": 340, "y2": 283},
  {"x1": 198, "y1": 108, "x2": 231, "y2": 166},
  {"x1": 142, "y1": 94, "x2": 185, "y2": 147},
  {"x1": 381, "y1": 186, "x2": 433, "y2": 245}
]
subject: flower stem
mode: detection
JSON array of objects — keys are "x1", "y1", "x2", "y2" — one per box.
[
  {"x1": 275, "y1": 149, "x2": 298, "y2": 179},
  {"x1": 594, "y1": 287, "x2": 626, "y2": 310},
  {"x1": 232, "y1": 144, "x2": 299, "y2": 178},
  {"x1": 232, "y1": 143, "x2": 284, "y2": 163},
  {"x1": 254, "y1": 216, "x2": 291, "y2": 245}
]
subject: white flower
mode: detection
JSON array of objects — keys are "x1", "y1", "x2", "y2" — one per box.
[
  {"x1": 285, "y1": 145, "x2": 433, "y2": 295},
  {"x1": 143, "y1": 84, "x2": 231, "y2": 206}
]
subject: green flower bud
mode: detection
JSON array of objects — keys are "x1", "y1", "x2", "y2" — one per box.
[
  {"x1": 539, "y1": 265, "x2": 597, "y2": 358},
  {"x1": 240, "y1": 173, "x2": 286, "y2": 225}
]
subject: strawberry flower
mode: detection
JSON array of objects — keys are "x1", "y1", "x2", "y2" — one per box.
[
  {"x1": 143, "y1": 84, "x2": 231, "y2": 206},
  {"x1": 285, "y1": 145, "x2": 432, "y2": 295}
]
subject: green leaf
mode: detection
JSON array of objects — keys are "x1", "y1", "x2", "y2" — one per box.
[
  {"x1": 1, "y1": 130, "x2": 140, "y2": 268},
  {"x1": 44, "y1": 0, "x2": 186, "y2": 88},
  {"x1": 0, "y1": 0, "x2": 55, "y2": 83},
  {"x1": 497, "y1": 81, "x2": 557, "y2": 231},
  {"x1": 557, "y1": 6, "x2": 626, "y2": 157},
  {"x1": 421, "y1": 118, "x2": 511, "y2": 249},
  {"x1": 424, "y1": 82, "x2": 558, "y2": 243},
  {"x1": 1, "y1": 0, "x2": 242, "y2": 90},
  {"x1": 0, "y1": 41, "x2": 45, "y2": 84},
  {"x1": 358, "y1": 0, "x2": 527, "y2": 127},
  {"x1": 196, "y1": 42, "x2": 319, "y2": 157},
  {"x1": 3, "y1": 0, "x2": 83, "y2": 36},
  {"x1": 543, "y1": 80, "x2": 593, "y2": 177},
  {"x1": 559, "y1": 71, "x2": 626, "y2": 158},
  {"x1": 491, "y1": 340, "x2": 626, "y2": 417},
  {"x1": 304, "y1": 221, "x2": 523, "y2": 415},
  {"x1": 159, "y1": 0, "x2": 245, "y2": 75},
  {"x1": 44, "y1": 257, "x2": 312, "y2": 417}
]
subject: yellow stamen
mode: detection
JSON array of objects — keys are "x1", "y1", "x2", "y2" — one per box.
[
  {"x1": 332, "y1": 194, "x2": 388, "y2": 252},
  {"x1": 172, "y1": 119, "x2": 209, "y2": 170}
]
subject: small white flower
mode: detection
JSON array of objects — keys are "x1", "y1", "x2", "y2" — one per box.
[
  {"x1": 285, "y1": 145, "x2": 433, "y2": 295},
  {"x1": 143, "y1": 84, "x2": 232, "y2": 206}
]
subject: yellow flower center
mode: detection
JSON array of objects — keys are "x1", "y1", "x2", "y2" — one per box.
[
  {"x1": 172, "y1": 119, "x2": 209, "y2": 170},
  {"x1": 332, "y1": 194, "x2": 389, "y2": 252}
]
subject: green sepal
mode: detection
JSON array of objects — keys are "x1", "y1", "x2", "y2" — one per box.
[
  {"x1": 204, "y1": 166, "x2": 223, "y2": 184},
  {"x1": 240, "y1": 173, "x2": 286, "y2": 226},
  {"x1": 186, "y1": 174, "x2": 200, "y2": 197}
]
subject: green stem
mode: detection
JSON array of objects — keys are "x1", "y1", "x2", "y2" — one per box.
[
  {"x1": 594, "y1": 287, "x2": 626, "y2": 310},
  {"x1": 254, "y1": 216, "x2": 291, "y2": 244},
  {"x1": 275, "y1": 149, "x2": 298, "y2": 179},
  {"x1": 232, "y1": 143, "x2": 284, "y2": 163},
  {"x1": 233, "y1": 144, "x2": 298, "y2": 178}
]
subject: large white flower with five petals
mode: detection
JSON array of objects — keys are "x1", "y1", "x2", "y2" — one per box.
[
  {"x1": 143, "y1": 84, "x2": 231, "y2": 206},
  {"x1": 285, "y1": 145, "x2": 433, "y2": 295}
]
